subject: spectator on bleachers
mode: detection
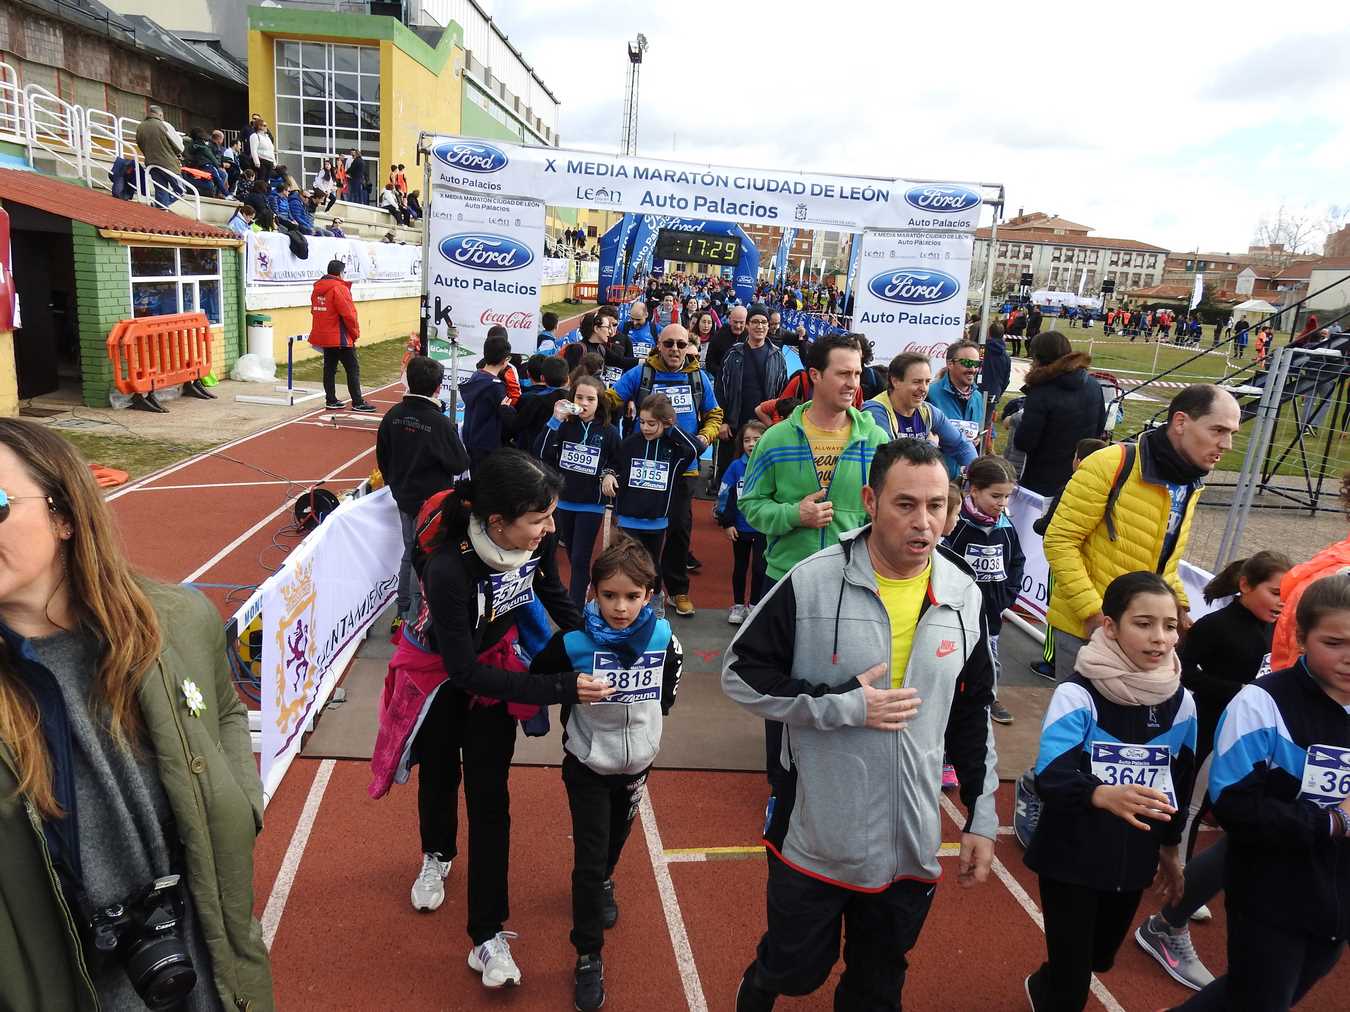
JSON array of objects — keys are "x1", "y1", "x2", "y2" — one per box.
[
  {"x1": 395, "y1": 164, "x2": 408, "y2": 193},
  {"x1": 313, "y1": 160, "x2": 339, "y2": 212},
  {"x1": 380, "y1": 184, "x2": 410, "y2": 226},
  {"x1": 227, "y1": 203, "x2": 256, "y2": 238},
  {"x1": 247, "y1": 119, "x2": 275, "y2": 184},
  {"x1": 387, "y1": 166, "x2": 400, "y2": 194},
  {"x1": 345, "y1": 149, "x2": 369, "y2": 204},
  {"x1": 240, "y1": 113, "x2": 263, "y2": 170},
  {"x1": 327, "y1": 215, "x2": 346, "y2": 239},
  {"x1": 407, "y1": 189, "x2": 422, "y2": 222},
  {"x1": 184, "y1": 127, "x2": 228, "y2": 197},
  {"x1": 286, "y1": 188, "x2": 317, "y2": 235},
  {"x1": 134, "y1": 105, "x2": 185, "y2": 206},
  {"x1": 233, "y1": 167, "x2": 256, "y2": 202}
]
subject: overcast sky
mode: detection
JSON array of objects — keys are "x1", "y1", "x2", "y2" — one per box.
[{"x1": 479, "y1": 0, "x2": 1350, "y2": 254}]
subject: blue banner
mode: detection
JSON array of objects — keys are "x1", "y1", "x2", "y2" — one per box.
[
  {"x1": 841, "y1": 234, "x2": 862, "y2": 304},
  {"x1": 774, "y1": 228, "x2": 796, "y2": 285},
  {"x1": 597, "y1": 212, "x2": 638, "y2": 301}
]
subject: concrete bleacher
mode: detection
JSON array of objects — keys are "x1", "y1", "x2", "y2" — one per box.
[{"x1": 176, "y1": 192, "x2": 424, "y2": 245}]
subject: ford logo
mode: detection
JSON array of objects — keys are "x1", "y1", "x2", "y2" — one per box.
[
  {"x1": 903, "y1": 184, "x2": 981, "y2": 214},
  {"x1": 438, "y1": 233, "x2": 534, "y2": 272},
  {"x1": 867, "y1": 269, "x2": 961, "y2": 305},
  {"x1": 432, "y1": 140, "x2": 509, "y2": 174},
  {"x1": 1120, "y1": 747, "x2": 1151, "y2": 761}
]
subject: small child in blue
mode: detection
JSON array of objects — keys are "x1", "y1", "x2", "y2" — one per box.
[
  {"x1": 529, "y1": 538, "x2": 682, "y2": 1012},
  {"x1": 613, "y1": 392, "x2": 700, "y2": 596},
  {"x1": 540, "y1": 374, "x2": 622, "y2": 608},
  {"x1": 715, "y1": 420, "x2": 767, "y2": 626},
  {"x1": 942, "y1": 454, "x2": 1024, "y2": 727}
]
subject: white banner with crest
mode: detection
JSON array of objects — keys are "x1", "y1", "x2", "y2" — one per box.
[
  {"x1": 246, "y1": 232, "x2": 422, "y2": 286},
  {"x1": 257, "y1": 488, "x2": 401, "y2": 800}
]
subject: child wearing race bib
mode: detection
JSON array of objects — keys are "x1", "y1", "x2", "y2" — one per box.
[
  {"x1": 540, "y1": 375, "x2": 623, "y2": 608},
  {"x1": 714, "y1": 420, "x2": 768, "y2": 625},
  {"x1": 943, "y1": 455, "x2": 1023, "y2": 728},
  {"x1": 613, "y1": 393, "x2": 700, "y2": 595},
  {"x1": 1023, "y1": 572, "x2": 1197, "y2": 1012},
  {"x1": 1172, "y1": 573, "x2": 1350, "y2": 1012},
  {"x1": 1134, "y1": 551, "x2": 1290, "y2": 990},
  {"x1": 528, "y1": 539, "x2": 682, "y2": 1012}
]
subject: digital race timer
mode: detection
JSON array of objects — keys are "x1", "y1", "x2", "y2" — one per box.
[{"x1": 654, "y1": 229, "x2": 740, "y2": 266}]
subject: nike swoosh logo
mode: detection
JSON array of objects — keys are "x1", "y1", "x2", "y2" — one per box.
[{"x1": 936, "y1": 641, "x2": 957, "y2": 658}]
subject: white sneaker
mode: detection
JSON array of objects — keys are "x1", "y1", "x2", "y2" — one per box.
[
  {"x1": 468, "y1": 931, "x2": 521, "y2": 987},
  {"x1": 410, "y1": 852, "x2": 450, "y2": 911},
  {"x1": 728, "y1": 604, "x2": 747, "y2": 624},
  {"x1": 1190, "y1": 903, "x2": 1213, "y2": 923}
]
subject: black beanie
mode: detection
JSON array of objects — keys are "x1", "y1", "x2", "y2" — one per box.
[{"x1": 747, "y1": 303, "x2": 769, "y2": 322}]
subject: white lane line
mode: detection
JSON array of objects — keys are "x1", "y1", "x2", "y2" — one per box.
[
  {"x1": 938, "y1": 793, "x2": 1126, "y2": 1012},
  {"x1": 181, "y1": 444, "x2": 374, "y2": 583},
  {"x1": 639, "y1": 787, "x2": 707, "y2": 1012},
  {"x1": 105, "y1": 378, "x2": 400, "y2": 500},
  {"x1": 125, "y1": 479, "x2": 334, "y2": 493},
  {"x1": 261, "y1": 758, "x2": 334, "y2": 950}
]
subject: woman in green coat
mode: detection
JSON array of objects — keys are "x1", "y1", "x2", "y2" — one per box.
[{"x1": 0, "y1": 419, "x2": 272, "y2": 1011}]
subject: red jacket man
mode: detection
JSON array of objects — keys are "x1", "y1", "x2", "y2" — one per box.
[{"x1": 309, "y1": 259, "x2": 373, "y2": 410}]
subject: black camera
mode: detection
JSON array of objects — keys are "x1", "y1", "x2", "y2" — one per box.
[{"x1": 86, "y1": 874, "x2": 197, "y2": 1010}]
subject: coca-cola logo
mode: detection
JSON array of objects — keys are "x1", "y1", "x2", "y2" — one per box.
[
  {"x1": 480, "y1": 309, "x2": 534, "y2": 329},
  {"x1": 904, "y1": 341, "x2": 951, "y2": 357}
]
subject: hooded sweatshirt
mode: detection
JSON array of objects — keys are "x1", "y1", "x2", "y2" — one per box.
[
  {"x1": 458, "y1": 369, "x2": 515, "y2": 457},
  {"x1": 530, "y1": 603, "x2": 682, "y2": 776},
  {"x1": 614, "y1": 426, "x2": 701, "y2": 530},
  {"x1": 540, "y1": 413, "x2": 622, "y2": 512}
]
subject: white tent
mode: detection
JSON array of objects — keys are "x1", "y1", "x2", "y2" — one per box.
[
  {"x1": 1232, "y1": 299, "x2": 1276, "y2": 315},
  {"x1": 1030, "y1": 289, "x2": 1079, "y2": 307}
]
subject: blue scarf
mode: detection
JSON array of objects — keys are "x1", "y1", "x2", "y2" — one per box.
[{"x1": 583, "y1": 600, "x2": 657, "y2": 666}]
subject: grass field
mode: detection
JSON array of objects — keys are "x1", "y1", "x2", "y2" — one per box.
[
  {"x1": 1056, "y1": 334, "x2": 1350, "y2": 480},
  {"x1": 290, "y1": 335, "x2": 410, "y2": 387},
  {"x1": 55, "y1": 430, "x2": 215, "y2": 478}
]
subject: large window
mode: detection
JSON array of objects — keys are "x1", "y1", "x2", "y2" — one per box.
[
  {"x1": 465, "y1": 78, "x2": 524, "y2": 141},
  {"x1": 274, "y1": 40, "x2": 380, "y2": 191},
  {"x1": 129, "y1": 246, "x2": 222, "y2": 324}
]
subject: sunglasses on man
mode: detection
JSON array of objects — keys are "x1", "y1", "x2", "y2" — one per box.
[
  {"x1": 0, "y1": 489, "x2": 55, "y2": 522},
  {"x1": 954, "y1": 357, "x2": 982, "y2": 369},
  {"x1": 661, "y1": 339, "x2": 689, "y2": 350}
]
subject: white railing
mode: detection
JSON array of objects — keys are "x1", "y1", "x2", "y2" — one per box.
[
  {"x1": 0, "y1": 61, "x2": 22, "y2": 143},
  {"x1": 24, "y1": 83, "x2": 86, "y2": 181},
  {"x1": 137, "y1": 162, "x2": 202, "y2": 219}
]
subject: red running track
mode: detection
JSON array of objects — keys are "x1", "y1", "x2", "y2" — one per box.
[{"x1": 107, "y1": 377, "x2": 1348, "y2": 1011}]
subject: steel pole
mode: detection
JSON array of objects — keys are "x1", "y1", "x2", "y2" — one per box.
[{"x1": 976, "y1": 193, "x2": 1001, "y2": 347}]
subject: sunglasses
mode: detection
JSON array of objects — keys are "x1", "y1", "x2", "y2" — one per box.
[
  {"x1": 661, "y1": 340, "x2": 689, "y2": 350},
  {"x1": 954, "y1": 358, "x2": 982, "y2": 369},
  {"x1": 0, "y1": 489, "x2": 54, "y2": 522}
]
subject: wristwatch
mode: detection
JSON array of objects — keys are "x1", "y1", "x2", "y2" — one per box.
[{"x1": 1332, "y1": 807, "x2": 1350, "y2": 839}]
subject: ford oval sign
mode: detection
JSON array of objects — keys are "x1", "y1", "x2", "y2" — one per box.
[
  {"x1": 867, "y1": 269, "x2": 961, "y2": 305},
  {"x1": 432, "y1": 140, "x2": 509, "y2": 174},
  {"x1": 1120, "y1": 747, "x2": 1151, "y2": 761},
  {"x1": 438, "y1": 233, "x2": 534, "y2": 272},
  {"x1": 903, "y1": 184, "x2": 981, "y2": 214}
]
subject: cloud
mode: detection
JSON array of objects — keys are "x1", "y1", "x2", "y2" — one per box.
[{"x1": 477, "y1": 0, "x2": 1350, "y2": 252}]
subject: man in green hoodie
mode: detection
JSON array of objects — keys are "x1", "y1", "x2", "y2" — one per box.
[{"x1": 740, "y1": 333, "x2": 888, "y2": 585}]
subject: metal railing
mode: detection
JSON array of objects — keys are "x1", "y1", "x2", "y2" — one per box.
[
  {"x1": 24, "y1": 83, "x2": 86, "y2": 181},
  {"x1": 0, "y1": 61, "x2": 23, "y2": 143}
]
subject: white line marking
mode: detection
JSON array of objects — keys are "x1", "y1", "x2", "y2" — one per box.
[
  {"x1": 639, "y1": 788, "x2": 707, "y2": 1012},
  {"x1": 127, "y1": 479, "x2": 335, "y2": 493},
  {"x1": 181, "y1": 445, "x2": 374, "y2": 583},
  {"x1": 938, "y1": 793, "x2": 1126, "y2": 1012},
  {"x1": 261, "y1": 759, "x2": 334, "y2": 950},
  {"x1": 105, "y1": 379, "x2": 400, "y2": 501}
]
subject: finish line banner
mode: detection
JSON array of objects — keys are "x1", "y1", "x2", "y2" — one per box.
[
  {"x1": 426, "y1": 136, "x2": 984, "y2": 233},
  {"x1": 258, "y1": 488, "x2": 401, "y2": 799},
  {"x1": 427, "y1": 190, "x2": 546, "y2": 354},
  {"x1": 852, "y1": 230, "x2": 974, "y2": 364}
]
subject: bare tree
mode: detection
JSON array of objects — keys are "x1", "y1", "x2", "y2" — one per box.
[{"x1": 1251, "y1": 205, "x2": 1320, "y2": 266}]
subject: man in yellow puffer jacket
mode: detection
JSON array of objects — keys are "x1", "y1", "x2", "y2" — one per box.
[{"x1": 1043, "y1": 384, "x2": 1240, "y2": 672}]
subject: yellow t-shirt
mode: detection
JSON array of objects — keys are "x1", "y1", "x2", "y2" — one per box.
[
  {"x1": 874, "y1": 564, "x2": 931, "y2": 688},
  {"x1": 800, "y1": 412, "x2": 849, "y2": 492}
]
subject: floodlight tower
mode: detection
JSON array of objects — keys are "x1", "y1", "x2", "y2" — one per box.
[{"x1": 620, "y1": 34, "x2": 648, "y2": 156}]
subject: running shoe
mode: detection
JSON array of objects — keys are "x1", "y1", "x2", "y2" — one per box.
[
  {"x1": 1030, "y1": 660, "x2": 1057, "y2": 681},
  {"x1": 728, "y1": 604, "x2": 748, "y2": 625},
  {"x1": 990, "y1": 699, "x2": 1014, "y2": 725},
  {"x1": 686, "y1": 554, "x2": 703, "y2": 572},
  {"x1": 1134, "y1": 914, "x2": 1215, "y2": 991},
  {"x1": 941, "y1": 763, "x2": 959, "y2": 790},
  {"x1": 601, "y1": 878, "x2": 618, "y2": 929},
  {"x1": 1014, "y1": 769, "x2": 1042, "y2": 848},
  {"x1": 351, "y1": 401, "x2": 378, "y2": 413},
  {"x1": 669, "y1": 594, "x2": 696, "y2": 617},
  {"x1": 735, "y1": 968, "x2": 776, "y2": 1012},
  {"x1": 468, "y1": 931, "x2": 521, "y2": 988},
  {"x1": 574, "y1": 954, "x2": 605, "y2": 1010},
  {"x1": 410, "y1": 852, "x2": 450, "y2": 911},
  {"x1": 1190, "y1": 904, "x2": 1213, "y2": 923},
  {"x1": 324, "y1": 399, "x2": 346, "y2": 410}
]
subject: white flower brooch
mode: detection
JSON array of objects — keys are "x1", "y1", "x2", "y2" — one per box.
[{"x1": 181, "y1": 679, "x2": 206, "y2": 718}]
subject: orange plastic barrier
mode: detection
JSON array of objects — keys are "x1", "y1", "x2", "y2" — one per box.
[
  {"x1": 572, "y1": 282, "x2": 599, "y2": 303},
  {"x1": 106, "y1": 312, "x2": 213, "y2": 395},
  {"x1": 604, "y1": 284, "x2": 642, "y2": 304}
]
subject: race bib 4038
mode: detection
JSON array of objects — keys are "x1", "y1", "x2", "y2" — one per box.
[
  {"x1": 1090, "y1": 742, "x2": 1176, "y2": 808},
  {"x1": 963, "y1": 543, "x2": 1006, "y2": 582},
  {"x1": 592, "y1": 649, "x2": 664, "y2": 705},
  {"x1": 1299, "y1": 743, "x2": 1350, "y2": 807}
]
